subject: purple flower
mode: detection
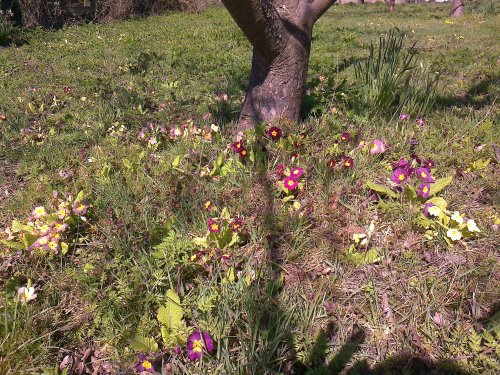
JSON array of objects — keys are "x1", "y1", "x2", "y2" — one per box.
[
  {"x1": 135, "y1": 354, "x2": 154, "y2": 373},
  {"x1": 391, "y1": 168, "x2": 408, "y2": 184},
  {"x1": 417, "y1": 183, "x2": 431, "y2": 199},
  {"x1": 229, "y1": 217, "x2": 243, "y2": 232},
  {"x1": 289, "y1": 167, "x2": 304, "y2": 180},
  {"x1": 422, "y1": 159, "x2": 435, "y2": 171},
  {"x1": 423, "y1": 203, "x2": 434, "y2": 217},
  {"x1": 392, "y1": 158, "x2": 409, "y2": 171},
  {"x1": 416, "y1": 168, "x2": 435, "y2": 183},
  {"x1": 399, "y1": 114, "x2": 410, "y2": 120},
  {"x1": 186, "y1": 331, "x2": 214, "y2": 362},
  {"x1": 72, "y1": 201, "x2": 89, "y2": 216},
  {"x1": 340, "y1": 132, "x2": 350, "y2": 142},
  {"x1": 208, "y1": 218, "x2": 221, "y2": 233}
]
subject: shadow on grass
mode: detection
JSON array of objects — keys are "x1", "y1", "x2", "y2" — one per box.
[{"x1": 436, "y1": 74, "x2": 499, "y2": 110}]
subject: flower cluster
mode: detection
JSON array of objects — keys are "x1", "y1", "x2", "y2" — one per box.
[
  {"x1": 423, "y1": 202, "x2": 480, "y2": 243},
  {"x1": 391, "y1": 155, "x2": 436, "y2": 199},
  {"x1": 398, "y1": 113, "x2": 426, "y2": 127},
  {"x1": 138, "y1": 120, "x2": 218, "y2": 149},
  {"x1": 276, "y1": 165, "x2": 304, "y2": 191},
  {"x1": 1, "y1": 191, "x2": 89, "y2": 256},
  {"x1": 231, "y1": 140, "x2": 248, "y2": 158}
]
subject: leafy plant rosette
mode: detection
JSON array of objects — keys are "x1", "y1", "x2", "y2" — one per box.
[
  {"x1": 366, "y1": 156, "x2": 480, "y2": 246},
  {"x1": 0, "y1": 191, "x2": 90, "y2": 256}
]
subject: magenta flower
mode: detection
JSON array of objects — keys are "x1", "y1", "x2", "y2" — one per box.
[
  {"x1": 186, "y1": 331, "x2": 214, "y2": 362},
  {"x1": 416, "y1": 168, "x2": 435, "y2": 183},
  {"x1": 135, "y1": 354, "x2": 154, "y2": 373},
  {"x1": 417, "y1": 183, "x2": 431, "y2": 199},
  {"x1": 231, "y1": 141, "x2": 244, "y2": 153},
  {"x1": 370, "y1": 140, "x2": 385, "y2": 154},
  {"x1": 416, "y1": 117, "x2": 426, "y2": 127},
  {"x1": 138, "y1": 128, "x2": 147, "y2": 140},
  {"x1": 283, "y1": 176, "x2": 298, "y2": 190},
  {"x1": 340, "y1": 132, "x2": 350, "y2": 142},
  {"x1": 422, "y1": 159, "x2": 435, "y2": 171},
  {"x1": 267, "y1": 126, "x2": 282, "y2": 141},
  {"x1": 289, "y1": 167, "x2": 304, "y2": 180},
  {"x1": 392, "y1": 158, "x2": 409, "y2": 171},
  {"x1": 276, "y1": 163, "x2": 284, "y2": 177},
  {"x1": 208, "y1": 218, "x2": 221, "y2": 233},
  {"x1": 391, "y1": 168, "x2": 408, "y2": 184},
  {"x1": 72, "y1": 202, "x2": 89, "y2": 216},
  {"x1": 399, "y1": 114, "x2": 410, "y2": 120}
]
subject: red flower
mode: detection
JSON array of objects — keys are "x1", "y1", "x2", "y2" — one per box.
[
  {"x1": 232, "y1": 141, "x2": 244, "y2": 153},
  {"x1": 230, "y1": 217, "x2": 243, "y2": 232},
  {"x1": 208, "y1": 218, "x2": 221, "y2": 233},
  {"x1": 342, "y1": 156, "x2": 354, "y2": 169},
  {"x1": 267, "y1": 126, "x2": 282, "y2": 140},
  {"x1": 239, "y1": 148, "x2": 248, "y2": 158}
]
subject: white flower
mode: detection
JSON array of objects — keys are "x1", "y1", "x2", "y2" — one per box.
[
  {"x1": 447, "y1": 228, "x2": 462, "y2": 241},
  {"x1": 352, "y1": 233, "x2": 366, "y2": 244},
  {"x1": 450, "y1": 211, "x2": 464, "y2": 224},
  {"x1": 18, "y1": 287, "x2": 37, "y2": 303},
  {"x1": 466, "y1": 219, "x2": 480, "y2": 233},
  {"x1": 428, "y1": 205, "x2": 441, "y2": 217}
]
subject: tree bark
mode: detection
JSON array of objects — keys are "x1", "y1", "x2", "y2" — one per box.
[
  {"x1": 385, "y1": 0, "x2": 395, "y2": 12},
  {"x1": 222, "y1": 0, "x2": 336, "y2": 131},
  {"x1": 451, "y1": 0, "x2": 465, "y2": 17}
]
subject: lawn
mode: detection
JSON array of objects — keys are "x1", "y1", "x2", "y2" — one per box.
[{"x1": 0, "y1": 2, "x2": 499, "y2": 374}]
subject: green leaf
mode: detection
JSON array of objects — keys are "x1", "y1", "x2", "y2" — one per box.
[
  {"x1": 130, "y1": 334, "x2": 159, "y2": 352},
  {"x1": 11, "y1": 220, "x2": 32, "y2": 233},
  {"x1": 157, "y1": 289, "x2": 183, "y2": 330},
  {"x1": 0, "y1": 239, "x2": 25, "y2": 250},
  {"x1": 192, "y1": 236, "x2": 209, "y2": 248},
  {"x1": 366, "y1": 180, "x2": 399, "y2": 199},
  {"x1": 61, "y1": 242, "x2": 69, "y2": 255},
  {"x1": 75, "y1": 190, "x2": 85, "y2": 203},
  {"x1": 428, "y1": 197, "x2": 448, "y2": 210},
  {"x1": 171, "y1": 155, "x2": 181, "y2": 168},
  {"x1": 429, "y1": 176, "x2": 453, "y2": 197},
  {"x1": 404, "y1": 184, "x2": 418, "y2": 202}
]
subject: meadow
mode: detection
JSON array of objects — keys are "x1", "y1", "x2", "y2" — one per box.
[{"x1": 0, "y1": 2, "x2": 499, "y2": 374}]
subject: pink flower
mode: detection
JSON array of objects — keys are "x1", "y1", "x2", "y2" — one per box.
[
  {"x1": 370, "y1": 140, "x2": 385, "y2": 154},
  {"x1": 416, "y1": 168, "x2": 435, "y2": 183},
  {"x1": 417, "y1": 183, "x2": 431, "y2": 199},
  {"x1": 399, "y1": 114, "x2": 410, "y2": 120},
  {"x1": 283, "y1": 176, "x2": 298, "y2": 190},
  {"x1": 289, "y1": 167, "x2": 304, "y2": 180},
  {"x1": 391, "y1": 168, "x2": 408, "y2": 184}
]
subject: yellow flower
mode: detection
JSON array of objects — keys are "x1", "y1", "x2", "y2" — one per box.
[{"x1": 447, "y1": 228, "x2": 462, "y2": 241}]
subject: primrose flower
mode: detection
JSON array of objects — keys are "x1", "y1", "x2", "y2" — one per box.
[
  {"x1": 283, "y1": 176, "x2": 298, "y2": 190},
  {"x1": 33, "y1": 235, "x2": 50, "y2": 249},
  {"x1": 48, "y1": 239, "x2": 59, "y2": 253},
  {"x1": 202, "y1": 128, "x2": 213, "y2": 142},
  {"x1": 428, "y1": 205, "x2": 441, "y2": 217},
  {"x1": 353, "y1": 233, "x2": 367, "y2": 245},
  {"x1": 358, "y1": 140, "x2": 366, "y2": 149},
  {"x1": 399, "y1": 114, "x2": 410, "y2": 120},
  {"x1": 328, "y1": 158, "x2": 337, "y2": 168},
  {"x1": 276, "y1": 163, "x2": 284, "y2": 177},
  {"x1": 392, "y1": 158, "x2": 409, "y2": 171},
  {"x1": 239, "y1": 148, "x2": 248, "y2": 158},
  {"x1": 38, "y1": 224, "x2": 51, "y2": 236},
  {"x1": 52, "y1": 221, "x2": 68, "y2": 233},
  {"x1": 416, "y1": 168, "x2": 435, "y2": 183},
  {"x1": 138, "y1": 127, "x2": 147, "y2": 140},
  {"x1": 447, "y1": 228, "x2": 462, "y2": 241},
  {"x1": 340, "y1": 132, "x2": 350, "y2": 142},
  {"x1": 391, "y1": 168, "x2": 408, "y2": 184},
  {"x1": 423, "y1": 203, "x2": 434, "y2": 217},
  {"x1": 416, "y1": 117, "x2": 426, "y2": 127},
  {"x1": 208, "y1": 218, "x2": 221, "y2": 233},
  {"x1": 32, "y1": 206, "x2": 47, "y2": 219},
  {"x1": 342, "y1": 156, "x2": 354, "y2": 169},
  {"x1": 229, "y1": 217, "x2": 243, "y2": 232},
  {"x1": 370, "y1": 140, "x2": 385, "y2": 154},
  {"x1": 422, "y1": 159, "x2": 435, "y2": 171},
  {"x1": 57, "y1": 202, "x2": 70, "y2": 219},
  {"x1": 135, "y1": 354, "x2": 154, "y2": 373},
  {"x1": 186, "y1": 331, "x2": 214, "y2": 362},
  {"x1": 289, "y1": 167, "x2": 304, "y2": 180},
  {"x1": 417, "y1": 183, "x2": 431, "y2": 199},
  {"x1": 466, "y1": 219, "x2": 480, "y2": 233},
  {"x1": 267, "y1": 126, "x2": 282, "y2": 141},
  {"x1": 18, "y1": 286, "x2": 37, "y2": 303},
  {"x1": 72, "y1": 201, "x2": 89, "y2": 216},
  {"x1": 0, "y1": 113, "x2": 7, "y2": 122},
  {"x1": 450, "y1": 212, "x2": 464, "y2": 224},
  {"x1": 231, "y1": 141, "x2": 244, "y2": 153}
]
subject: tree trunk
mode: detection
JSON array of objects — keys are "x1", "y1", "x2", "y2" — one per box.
[
  {"x1": 385, "y1": 0, "x2": 395, "y2": 12},
  {"x1": 222, "y1": 0, "x2": 336, "y2": 131},
  {"x1": 451, "y1": 0, "x2": 465, "y2": 17}
]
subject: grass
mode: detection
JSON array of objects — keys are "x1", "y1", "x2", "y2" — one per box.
[{"x1": 0, "y1": 3, "x2": 499, "y2": 374}]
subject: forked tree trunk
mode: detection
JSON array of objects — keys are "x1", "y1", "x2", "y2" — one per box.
[
  {"x1": 451, "y1": 0, "x2": 465, "y2": 17},
  {"x1": 222, "y1": 0, "x2": 336, "y2": 131}
]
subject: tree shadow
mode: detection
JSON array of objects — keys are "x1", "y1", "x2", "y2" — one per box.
[{"x1": 435, "y1": 74, "x2": 499, "y2": 110}]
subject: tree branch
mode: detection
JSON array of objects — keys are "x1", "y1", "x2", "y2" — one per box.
[
  {"x1": 221, "y1": 0, "x2": 287, "y2": 63},
  {"x1": 308, "y1": 0, "x2": 337, "y2": 23}
]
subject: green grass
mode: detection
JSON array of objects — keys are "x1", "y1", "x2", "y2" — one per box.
[{"x1": 1, "y1": 3, "x2": 499, "y2": 374}]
